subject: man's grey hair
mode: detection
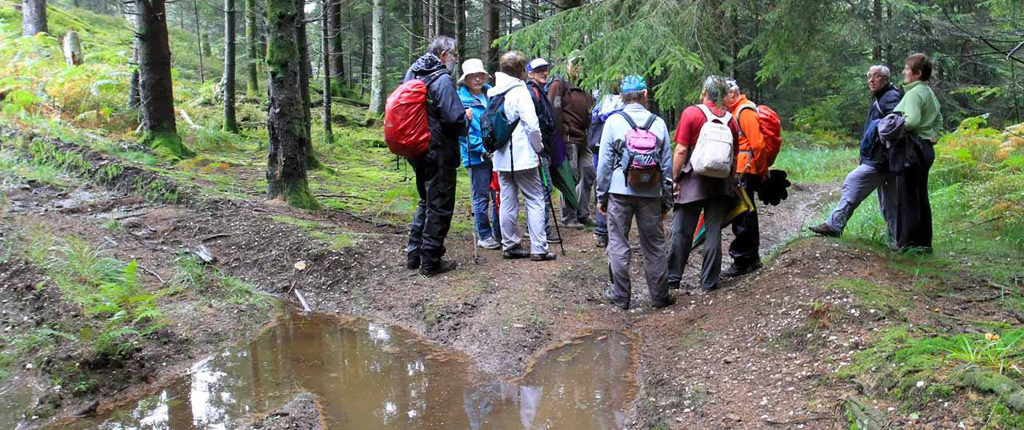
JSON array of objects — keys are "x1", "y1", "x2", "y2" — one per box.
[
  {"x1": 702, "y1": 75, "x2": 729, "y2": 107},
  {"x1": 867, "y1": 65, "x2": 891, "y2": 80},
  {"x1": 427, "y1": 36, "x2": 457, "y2": 57},
  {"x1": 726, "y1": 78, "x2": 740, "y2": 94}
]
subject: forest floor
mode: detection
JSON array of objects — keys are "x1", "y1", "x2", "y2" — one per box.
[{"x1": 1, "y1": 119, "x2": 1022, "y2": 429}]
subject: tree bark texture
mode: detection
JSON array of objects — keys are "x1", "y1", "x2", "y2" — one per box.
[
  {"x1": 265, "y1": 0, "x2": 318, "y2": 209},
  {"x1": 193, "y1": 0, "x2": 205, "y2": 84},
  {"x1": 294, "y1": 0, "x2": 317, "y2": 167},
  {"x1": 136, "y1": 0, "x2": 189, "y2": 159},
  {"x1": 62, "y1": 31, "x2": 83, "y2": 65},
  {"x1": 482, "y1": 0, "x2": 498, "y2": 72},
  {"x1": 327, "y1": 0, "x2": 345, "y2": 95},
  {"x1": 422, "y1": 0, "x2": 431, "y2": 40},
  {"x1": 245, "y1": 0, "x2": 260, "y2": 97},
  {"x1": 872, "y1": 0, "x2": 882, "y2": 62},
  {"x1": 454, "y1": 0, "x2": 465, "y2": 59},
  {"x1": 321, "y1": 0, "x2": 333, "y2": 144},
  {"x1": 223, "y1": 0, "x2": 239, "y2": 132},
  {"x1": 22, "y1": 0, "x2": 47, "y2": 36},
  {"x1": 368, "y1": 0, "x2": 384, "y2": 113},
  {"x1": 407, "y1": 0, "x2": 416, "y2": 63}
]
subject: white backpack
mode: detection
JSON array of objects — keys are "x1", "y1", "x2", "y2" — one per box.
[{"x1": 690, "y1": 104, "x2": 734, "y2": 178}]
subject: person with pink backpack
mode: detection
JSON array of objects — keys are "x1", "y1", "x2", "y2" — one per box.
[{"x1": 595, "y1": 75, "x2": 675, "y2": 311}]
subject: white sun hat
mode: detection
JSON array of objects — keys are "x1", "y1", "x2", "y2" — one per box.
[{"x1": 458, "y1": 58, "x2": 490, "y2": 83}]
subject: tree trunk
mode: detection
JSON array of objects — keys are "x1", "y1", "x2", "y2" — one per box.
[
  {"x1": 872, "y1": 0, "x2": 882, "y2": 62},
  {"x1": 22, "y1": 0, "x2": 48, "y2": 36},
  {"x1": 136, "y1": 0, "x2": 189, "y2": 159},
  {"x1": 265, "y1": 0, "x2": 318, "y2": 209},
  {"x1": 62, "y1": 31, "x2": 83, "y2": 65},
  {"x1": 327, "y1": 0, "x2": 345, "y2": 95},
  {"x1": 407, "y1": 0, "x2": 416, "y2": 63},
  {"x1": 360, "y1": 15, "x2": 367, "y2": 98},
  {"x1": 321, "y1": 0, "x2": 333, "y2": 144},
  {"x1": 454, "y1": 0, "x2": 464, "y2": 59},
  {"x1": 482, "y1": 0, "x2": 498, "y2": 72},
  {"x1": 193, "y1": 0, "x2": 205, "y2": 84},
  {"x1": 422, "y1": 0, "x2": 431, "y2": 40},
  {"x1": 223, "y1": 0, "x2": 239, "y2": 132},
  {"x1": 245, "y1": 0, "x2": 259, "y2": 96},
  {"x1": 295, "y1": 0, "x2": 317, "y2": 167},
  {"x1": 368, "y1": 0, "x2": 384, "y2": 113}
]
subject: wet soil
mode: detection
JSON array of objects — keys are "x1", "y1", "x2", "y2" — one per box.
[{"x1": 4, "y1": 128, "x2": 999, "y2": 428}]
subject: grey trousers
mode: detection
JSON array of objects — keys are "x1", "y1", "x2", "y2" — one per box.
[
  {"x1": 606, "y1": 194, "x2": 670, "y2": 305},
  {"x1": 497, "y1": 167, "x2": 549, "y2": 254},
  {"x1": 825, "y1": 163, "x2": 896, "y2": 238},
  {"x1": 667, "y1": 197, "x2": 730, "y2": 290},
  {"x1": 562, "y1": 143, "x2": 596, "y2": 222}
]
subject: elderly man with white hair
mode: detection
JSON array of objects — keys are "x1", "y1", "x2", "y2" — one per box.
[{"x1": 809, "y1": 65, "x2": 903, "y2": 240}]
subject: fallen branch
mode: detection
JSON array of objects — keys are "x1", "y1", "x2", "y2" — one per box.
[
  {"x1": 200, "y1": 233, "x2": 234, "y2": 243},
  {"x1": 139, "y1": 265, "x2": 166, "y2": 284},
  {"x1": 952, "y1": 215, "x2": 1006, "y2": 234},
  {"x1": 176, "y1": 108, "x2": 201, "y2": 129},
  {"x1": 763, "y1": 415, "x2": 827, "y2": 425}
]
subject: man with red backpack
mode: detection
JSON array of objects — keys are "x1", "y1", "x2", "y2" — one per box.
[
  {"x1": 721, "y1": 79, "x2": 769, "y2": 278},
  {"x1": 667, "y1": 76, "x2": 739, "y2": 293},
  {"x1": 397, "y1": 36, "x2": 467, "y2": 276},
  {"x1": 596, "y1": 75, "x2": 675, "y2": 311}
]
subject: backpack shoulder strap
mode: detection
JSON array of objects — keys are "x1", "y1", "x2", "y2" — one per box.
[
  {"x1": 640, "y1": 114, "x2": 657, "y2": 131},
  {"x1": 615, "y1": 111, "x2": 639, "y2": 129}
]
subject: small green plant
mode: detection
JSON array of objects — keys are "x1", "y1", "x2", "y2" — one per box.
[
  {"x1": 171, "y1": 252, "x2": 206, "y2": 291},
  {"x1": 945, "y1": 333, "x2": 1024, "y2": 377}
]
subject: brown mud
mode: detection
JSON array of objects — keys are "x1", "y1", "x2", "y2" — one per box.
[{"x1": 2, "y1": 128, "x2": 1005, "y2": 428}]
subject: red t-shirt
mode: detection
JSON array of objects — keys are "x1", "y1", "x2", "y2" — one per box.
[
  {"x1": 673, "y1": 101, "x2": 739, "y2": 149},
  {"x1": 671, "y1": 100, "x2": 739, "y2": 204}
]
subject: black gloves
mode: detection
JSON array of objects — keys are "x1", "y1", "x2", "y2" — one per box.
[{"x1": 756, "y1": 169, "x2": 791, "y2": 206}]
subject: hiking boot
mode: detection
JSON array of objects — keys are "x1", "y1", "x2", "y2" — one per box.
[
  {"x1": 562, "y1": 219, "x2": 584, "y2": 230},
  {"x1": 530, "y1": 252, "x2": 557, "y2": 262},
  {"x1": 477, "y1": 236, "x2": 501, "y2": 250},
  {"x1": 546, "y1": 233, "x2": 562, "y2": 244},
  {"x1": 722, "y1": 262, "x2": 763, "y2": 278},
  {"x1": 808, "y1": 223, "x2": 840, "y2": 237},
  {"x1": 579, "y1": 217, "x2": 595, "y2": 227},
  {"x1": 595, "y1": 235, "x2": 608, "y2": 248},
  {"x1": 602, "y1": 289, "x2": 629, "y2": 310},
  {"x1": 502, "y1": 244, "x2": 530, "y2": 259},
  {"x1": 700, "y1": 283, "x2": 721, "y2": 294},
  {"x1": 420, "y1": 259, "x2": 458, "y2": 277},
  {"x1": 405, "y1": 253, "x2": 420, "y2": 270},
  {"x1": 651, "y1": 295, "x2": 677, "y2": 309}
]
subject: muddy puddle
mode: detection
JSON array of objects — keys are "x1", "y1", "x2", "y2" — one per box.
[{"x1": 58, "y1": 309, "x2": 636, "y2": 429}]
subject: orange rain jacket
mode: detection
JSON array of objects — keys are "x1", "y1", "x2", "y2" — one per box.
[{"x1": 729, "y1": 94, "x2": 767, "y2": 177}]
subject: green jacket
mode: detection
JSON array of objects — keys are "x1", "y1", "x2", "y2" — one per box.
[{"x1": 894, "y1": 81, "x2": 943, "y2": 141}]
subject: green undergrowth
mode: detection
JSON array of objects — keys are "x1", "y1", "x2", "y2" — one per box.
[
  {"x1": 812, "y1": 118, "x2": 1024, "y2": 427},
  {"x1": 169, "y1": 252, "x2": 270, "y2": 306},
  {"x1": 0, "y1": 227, "x2": 165, "y2": 384},
  {"x1": 773, "y1": 145, "x2": 859, "y2": 184}
]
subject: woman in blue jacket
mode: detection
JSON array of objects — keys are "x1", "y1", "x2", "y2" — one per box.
[{"x1": 458, "y1": 59, "x2": 500, "y2": 249}]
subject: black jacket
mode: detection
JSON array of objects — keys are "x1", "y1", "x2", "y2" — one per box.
[
  {"x1": 403, "y1": 54, "x2": 467, "y2": 168},
  {"x1": 860, "y1": 83, "x2": 903, "y2": 166}
]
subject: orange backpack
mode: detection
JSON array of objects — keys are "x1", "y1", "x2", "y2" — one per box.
[{"x1": 737, "y1": 103, "x2": 783, "y2": 170}]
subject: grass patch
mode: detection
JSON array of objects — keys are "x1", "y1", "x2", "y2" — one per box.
[
  {"x1": 773, "y1": 146, "x2": 858, "y2": 184},
  {"x1": 828, "y1": 278, "x2": 911, "y2": 315}
]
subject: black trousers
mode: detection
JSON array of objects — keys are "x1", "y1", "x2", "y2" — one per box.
[
  {"x1": 407, "y1": 155, "x2": 457, "y2": 265},
  {"x1": 894, "y1": 144, "x2": 934, "y2": 250},
  {"x1": 729, "y1": 178, "x2": 760, "y2": 267}
]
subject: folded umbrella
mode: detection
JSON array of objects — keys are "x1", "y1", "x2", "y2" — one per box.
[{"x1": 691, "y1": 184, "x2": 756, "y2": 248}]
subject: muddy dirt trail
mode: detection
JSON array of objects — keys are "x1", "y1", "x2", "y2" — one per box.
[{"x1": 3, "y1": 129, "x2": 937, "y2": 429}]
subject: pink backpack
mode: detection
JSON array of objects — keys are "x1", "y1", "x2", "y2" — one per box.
[{"x1": 616, "y1": 113, "x2": 662, "y2": 189}]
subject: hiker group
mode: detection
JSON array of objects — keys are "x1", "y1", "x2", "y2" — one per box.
[{"x1": 386, "y1": 36, "x2": 941, "y2": 310}]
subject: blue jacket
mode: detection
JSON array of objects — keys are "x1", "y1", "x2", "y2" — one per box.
[
  {"x1": 861, "y1": 84, "x2": 902, "y2": 166},
  {"x1": 458, "y1": 83, "x2": 491, "y2": 167}
]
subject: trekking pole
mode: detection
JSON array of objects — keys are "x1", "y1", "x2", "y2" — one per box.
[
  {"x1": 539, "y1": 163, "x2": 566, "y2": 255},
  {"x1": 470, "y1": 209, "x2": 480, "y2": 264}
]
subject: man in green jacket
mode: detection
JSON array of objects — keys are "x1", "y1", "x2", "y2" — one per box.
[{"x1": 892, "y1": 52, "x2": 942, "y2": 251}]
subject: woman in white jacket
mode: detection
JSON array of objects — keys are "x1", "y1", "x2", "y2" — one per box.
[{"x1": 487, "y1": 51, "x2": 554, "y2": 261}]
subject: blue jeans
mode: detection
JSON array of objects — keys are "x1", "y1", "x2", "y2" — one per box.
[
  {"x1": 593, "y1": 152, "x2": 607, "y2": 238},
  {"x1": 469, "y1": 162, "x2": 500, "y2": 241}
]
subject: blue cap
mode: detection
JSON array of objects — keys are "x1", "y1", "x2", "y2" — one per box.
[{"x1": 621, "y1": 75, "x2": 647, "y2": 93}]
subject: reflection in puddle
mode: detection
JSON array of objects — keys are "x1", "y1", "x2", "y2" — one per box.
[{"x1": 64, "y1": 310, "x2": 636, "y2": 429}]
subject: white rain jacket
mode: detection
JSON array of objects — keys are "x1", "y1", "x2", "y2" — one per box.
[{"x1": 487, "y1": 72, "x2": 543, "y2": 172}]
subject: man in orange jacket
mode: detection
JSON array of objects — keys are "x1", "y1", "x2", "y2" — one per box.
[{"x1": 722, "y1": 79, "x2": 766, "y2": 278}]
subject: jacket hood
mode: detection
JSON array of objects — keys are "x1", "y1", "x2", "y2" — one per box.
[
  {"x1": 488, "y1": 72, "x2": 525, "y2": 97},
  {"x1": 872, "y1": 82, "x2": 900, "y2": 99},
  {"x1": 406, "y1": 53, "x2": 448, "y2": 79}
]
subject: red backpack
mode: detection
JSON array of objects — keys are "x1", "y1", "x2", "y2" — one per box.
[
  {"x1": 737, "y1": 103, "x2": 783, "y2": 169},
  {"x1": 384, "y1": 72, "x2": 443, "y2": 158}
]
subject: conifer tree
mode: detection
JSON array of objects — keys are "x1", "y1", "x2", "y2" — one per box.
[{"x1": 135, "y1": 0, "x2": 190, "y2": 159}]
